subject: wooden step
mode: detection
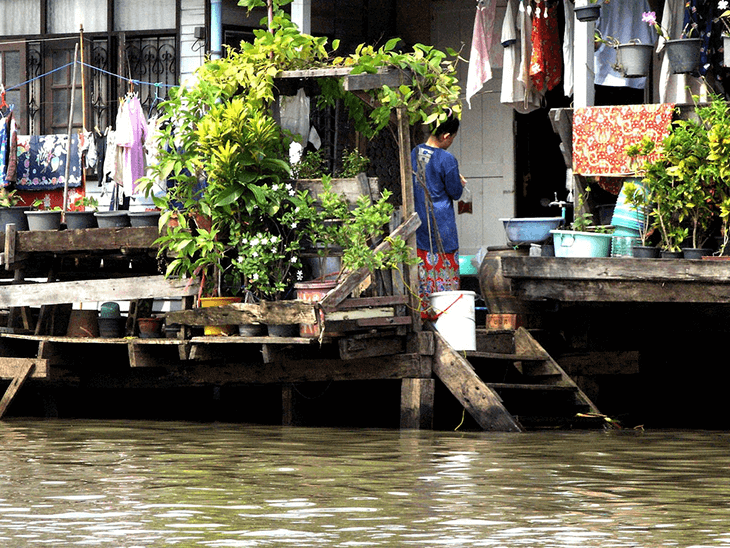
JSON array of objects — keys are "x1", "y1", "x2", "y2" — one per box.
[
  {"x1": 465, "y1": 351, "x2": 546, "y2": 362},
  {"x1": 475, "y1": 328, "x2": 515, "y2": 354}
]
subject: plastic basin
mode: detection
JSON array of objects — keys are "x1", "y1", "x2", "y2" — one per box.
[
  {"x1": 551, "y1": 230, "x2": 613, "y2": 258},
  {"x1": 500, "y1": 217, "x2": 563, "y2": 244}
]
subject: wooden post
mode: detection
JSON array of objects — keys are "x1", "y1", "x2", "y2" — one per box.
[
  {"x1": 0, "y1": 361, "x2": 35, "y2": 418},
  {"x1": 282, "y1": 384, "x2": 295, "y2": 426},
  {"x1": 400, "y1": 376, "x2": 434, "y2": 429},
  {"x1": 62, "y1": 43, "x2": 79, "y2": 221},
  {"x1": 396, "y1": 106, "x2": 421, "y2": 331}
]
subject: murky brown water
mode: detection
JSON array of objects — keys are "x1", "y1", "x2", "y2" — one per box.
[{"x1": 1, "y1": 421, "x2": 730, "y2": 547}]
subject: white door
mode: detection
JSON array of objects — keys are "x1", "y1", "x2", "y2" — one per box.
[{"x1": 431, "y1": 1, "x2": 515, "y2": 256}]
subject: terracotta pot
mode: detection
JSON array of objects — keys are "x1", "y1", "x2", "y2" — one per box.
[{"x1": 137, "y1": 317, "x2": 163, "y2": 338}]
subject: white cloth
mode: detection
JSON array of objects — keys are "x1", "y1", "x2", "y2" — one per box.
[
  {"x1": 594, "y1": 0, "x2": 655, "y2": 89},
  {"x1": 466, "y1": 1, "x2": 497, "y2": 108},
  {"x1": 656, "y1": 0, "x2": 706, "y2": 104},
  {"x1": 562, "y1": 0, "x2": 574, "y2": 98},
  {"x1": 500, "y1": 0, "x2": 541, "y2": 113}
]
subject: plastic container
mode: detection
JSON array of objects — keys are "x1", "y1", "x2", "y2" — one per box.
[
  {"x1": 199, "y1": 296, "x2": 241, "y2": 336},
  {"x1": 95, "y1": 211, "x2": 130, "y2": 228},
  {"x1": 429, "y1": 290, "x2": 476, "y2": 351},
  {"x1": 459, "y1": 254, "x2": 478, "y2": 276},
  {"x1": 499, "y1": 217, "x2": 563, "y2": 244},
  {"x1": 98, "y1": 317, "x2": 125, "y2": 338},
  {"x1": 128, "y1": 211, "x2": 161, "y2": 227},
  {"x1": 551, "y1": 230, "x2": 613, "y2": 258},
  {"x1": 0, "y1": 206, "x2": 31, "y2": 232},
  {"x1": 65, "y1": 211, "x2": 98, "y2": 230},
  {"x1": 25, "y1": 210, "x2": 62, "y2": 231},
  {"x1": 99, "y1": 302, "x2": 121, "y2": 318},
  {"x1": 295, "y1": 280, "x2": 338, "y2": 337}
]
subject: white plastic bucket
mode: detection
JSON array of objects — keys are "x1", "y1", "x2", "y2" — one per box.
[{"x1": 429, "y1": 290, "x2": 476, "y2": 351}]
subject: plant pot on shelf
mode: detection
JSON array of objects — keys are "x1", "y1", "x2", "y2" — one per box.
[
  {"x1": 616, "y1": 43, "x2": 653, "y2": 77},
  {"x1": 25, "y1": 210, "x2": 62, "y2": 231},
  {"x1": 632, "y1": 245, "x2": 660, "y2": 258},
  {"x1": 137, "y1": 316, "x2": 163, "y2": 338},
  {"x1": 267, "y1": 323, "x2": 299, "y2": 337},
  {"x1": 65, "y1": 210, "x2": 98, "y2": 230},
  {"x1": 95, "y1": 211, "x2": 130, "y2": 228},
  {"x1": 664, "y1": 38, "x2": 701, "y2": 74},
  {"x1": 199, "y1": 296, "x2": 241, "y2": 336},
  {"x1": 681, "y1": 247, "x2": 712, "y2": 260},
  {"x1": 661, "y1": 249, "x2": 683, "y2": 259},
  {"x1": 574, "y1": 4, "x2": 601, "y2": 22},
  {"x1": 128, "y1": 210, "x2": 161, "y2": 227},
  {"x1": 295, "y1": 279, "x2": 339, "y2": 338},
  {"x1": 66, "y1": 309, "x2": 99, "y2": 337},
  {"x1": 0, "y1": 206, "x2": 31, "y2": 232}
]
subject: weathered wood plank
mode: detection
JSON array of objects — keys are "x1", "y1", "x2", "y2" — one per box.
[
  {"x1": 294, "y1": 177, "x2": 379, "y2": 207},
  {"x1": 0, "y1": 361, "x2": 34, "y2": 418},
  {"x1": 326, "y1": 306, "x2": 394, "y2": 321},
  {"x1": 502, "y1": 256, "x2": 730, "y2": 282},
  {"x1": 431, "y1": 329, "x2": 523, "y2": 432},
  {"x1": 343, "y1": 69, "x2": 407, "y2": 91},
  {"x1": 14, "y1": 226, "x2": 159, "y2": 253},
  {"x1": 166, "y1": 301, "x2": 317, "y2": 327},
  {"x1": 4, "y1": 223, "x2": 16, "y2": 269},
  {"x1": 400, "y1": 377, "x2": 435, "y2": 429},
  {"x1": 511, "y1": 279, "x2": 730, "y2": 303},
  {"x1": 338, "y1": 334, "x2": 405, "y2": 360},
  {"x1": 0, "y1": 275, "x2": 200, "y2": 308},
  {"x1": 335, "y1": 295, "x2": 408, "y2": 309},
  {"x1": 0, "y1": 357, "x2": 48, "y2": 379},
  {"x1": 319, "y1": 212, "x2": 421, "y2": 312},
  {"x1": 176, "y1": 352, "x2": 424, "y2": 384}
]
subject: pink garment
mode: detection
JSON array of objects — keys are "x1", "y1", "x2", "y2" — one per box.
[
  {"x1": 466, "y1": 1, "x2": 498, "y2": 108},
  {"x1": 116, "y1": 95, "x2": 148, "y2": 195}
]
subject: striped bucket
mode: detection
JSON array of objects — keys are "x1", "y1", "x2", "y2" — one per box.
[{"x1": 611, "y1": 180, "x2": 647, "y2": 232}]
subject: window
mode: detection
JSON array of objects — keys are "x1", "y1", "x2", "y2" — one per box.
[{"x1": 0, "y1": 42, "x2": 28, "y2": 133}]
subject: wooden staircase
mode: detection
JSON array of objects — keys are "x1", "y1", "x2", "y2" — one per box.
[{"x1": 432, "y1": 326, "x2": 604, "y2": 431}]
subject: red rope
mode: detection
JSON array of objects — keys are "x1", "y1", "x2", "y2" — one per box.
[{"x1": 424, "y1": 292, "x2": 464, "y2": 322}]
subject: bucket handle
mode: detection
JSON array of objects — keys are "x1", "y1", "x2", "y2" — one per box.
[
  {"x1": 560, "y1": 234, "x2": 576, "y2": 248},
  {"x1": 427, "y1": 293, "x2": 464, "y2": 322}
]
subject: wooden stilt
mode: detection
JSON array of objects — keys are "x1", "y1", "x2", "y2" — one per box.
[
  {"x1": 282, "y1": 384, "x2": 294, "y2": 426},
  {"x1": 400, "y1": 376, "x2": 435, "y2": 429},
  {"x1": 0, "y1": 361, "x2": 35, "y2": 418}
]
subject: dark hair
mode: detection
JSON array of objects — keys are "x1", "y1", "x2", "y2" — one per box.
[{"x1": 432, "y1": 108, "x2": 460, "y2": 137}]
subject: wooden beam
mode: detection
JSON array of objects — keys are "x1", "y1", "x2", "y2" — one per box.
[
  {"x1": 400, "y1": 377, "x2": 435, "y2": 429},
  {"x1": 343, "y1": 69, "x2": 407, "y2": 91},
  {"x1": 431, "y1": 329, "x2": 523, "y2": 432},
  {"x1": 294, "y1": 176, "x2": 379, "y2": 207},
  {"x1": 0, "y1": 361, "x2": 35, "y2": 418},
  {"x1": 4, "y1": 223, "x2": 16, "y2": 270},
  {"x1": 335, "y1": 295, "x2": 408, "y2": 309},
  {"x1": 338, "y1": 334, "x2": 405, "y2": 360},
  {"x1": 15, "y1": 226, "x2": 159, "y2": 253},
  {"x1": 319, "y1": 212, "x2": 421, "y2": 312},
  {"x1": 0, "y1": 357, "x2": 48, "y2": 379},
  {"x1": 166, "y1": 301, "x2": 317, "y2": 327},
  {"x1": 0, "y1": 275, "x2": 200, "y2": 308}
]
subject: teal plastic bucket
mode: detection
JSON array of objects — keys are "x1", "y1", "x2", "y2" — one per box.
[
  {"x1": 611, "y1": 181, "x2": 646, "y2": 232},
  {"x1": 551, "y1": 230, "x2": 613, "y2": 258}
]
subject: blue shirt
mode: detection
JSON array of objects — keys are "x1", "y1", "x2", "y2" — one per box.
[{"x1": 412, "y1": 144, "x2": 463, "y2": 253}]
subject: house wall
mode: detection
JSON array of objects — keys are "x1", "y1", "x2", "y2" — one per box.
[{"x1": 180, "y1": 0, "x2": 207, "y2": 81}]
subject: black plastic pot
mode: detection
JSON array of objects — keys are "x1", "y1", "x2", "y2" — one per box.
[{"x1": 574, "y1": 4, "x2": 601, "y2": 22}]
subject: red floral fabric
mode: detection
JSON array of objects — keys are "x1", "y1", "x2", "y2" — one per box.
[
  {"x1": 417, "y1": 249, "x2": 460, "y2": 319},
  {"x1": 529, "y1": 2, "x2": 561, "y2": 93},
  {"x1": 572, "y1": 104, "x2": 675, "y2": 176}
]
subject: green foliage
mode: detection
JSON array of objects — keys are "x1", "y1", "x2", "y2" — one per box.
[
  {"x1": 339, "y1": 148, "x2": 369, "y2": 177},
  {"x1": 292, "y1": 149, "x2": 326, "y2": 179},
  {"x1": 0, "y1": 189, "x2": 24, "y2": 208},
  {"x1": 571, "y1": 186, "x2": 594, "y2": 232}
]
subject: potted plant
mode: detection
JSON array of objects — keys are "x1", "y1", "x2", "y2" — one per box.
[
  {"x1": 25, "y1": 198, "x2": 63, "y2": 231},
  {"x1": 0, "y1": 188, "x2": 30, "y2": 232},
  {"x1": 642, "y1": 10, "x2": 701, "y2": 74},
  {"x1": 550, "y1": 187, "x2": 614, "y2": 258},
  {"x1": 66, "y1": 195, "x2": 99, "y2": 229},
  {"x1": 574, "y1": 0, "x2": 601, "y2": 23}
]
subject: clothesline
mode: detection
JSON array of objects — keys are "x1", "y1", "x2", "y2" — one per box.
[{"x1": 5, "y1": 60, "x2": 176, "y2": 94}]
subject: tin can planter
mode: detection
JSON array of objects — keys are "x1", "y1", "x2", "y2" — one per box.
[
  {"x1": 25, "y1": 210, "x2": 62, "y2": 231},
  {"x1": 616, "y1": 43, "x2": 653, "y2": 77},
  {"x1": 664, "y1": 38, "x2": 701, "y2": 74}
]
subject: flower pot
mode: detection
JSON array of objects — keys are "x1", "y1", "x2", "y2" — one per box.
[
  {"x1": 137, "y1": 316, "x2": 163, "y2": 338},
  {"x1": 664, "y1": 38, "x2": 701, "y2": 74},
  {"x1": 660, "y1": 249, "x2": 682, "y2": 259},
  {"x1": 199, "y1": 296, "x2": 241, "y2": 336},
  {"x1": 0, "y1": 206, "x2": 31, "y2": 232},
  {"x1": 238, "y1": 323, "x2": 266, "y2": 336},
  {"x1": 65, "y1": 210, "x2": 98, "y2": 230},
  {"x1": 66, "y1": 309, "x2": 99, "y2": 337},
  {"x1": 94, "y1": 211, "x2": 130, "y2": 228},
  {"x1": 632, "y1": 245, "x2": 660, "y2": 258},
  {"x1": 295, "y1": 280, "x2": 339, "y2": 338},
  {"x1": 550, "y1": 230, "x2": 613, "y2": 258},
  {"x1": 616, "y1": 43, "x2": 653, "y2": 78},
  {"x1": 25, "y1": 210, "x2": 62, "y2": 231},
  {"x1": 681, "y1": 247, "x2": 712, "y2": 260},
  {"x1": 267, "y1": 324, "x2": 299, "y2": 337},
  {"x1": 128, "y1": 210, "x2": 161, "y2": 227},
  {"x1": 98, "y1": 317, "x2": 125, "y2": 338},
  {"x1": 574, "y1": 4, "x2": 601, "y2": 22}
]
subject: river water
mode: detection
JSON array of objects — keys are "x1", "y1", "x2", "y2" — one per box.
[{"x1": 1, "y1": 420, "x2": 729, "y2": 547}]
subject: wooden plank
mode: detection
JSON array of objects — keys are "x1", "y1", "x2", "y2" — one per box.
[
  {"x1": 338, "y1": 334, "x2": 405, "y2": 360},
  {"x1": 511, "y1": 279, "x2": 730, "y2": 303},
  {"x1": 335, "y1": 295, "x2": 408, "y2": 309},
  {"x1": 501, "y1": 256, "x2": 730, "y2": 283},
  {"x1": 165, "y1": 301, "x2": 317, "y2": 327},
  {"x1": 0, "y1": 357, "x2": 48, "y2": 379},
  {"x1": 406, "y1": 331, "x2": 434, "y2": 355},
  {"x1": 295, "y1": 177, "x2": 373, "y2": 206},
  {"x1": 4, "y1": 223, "x2": 16, "y2": 270},
  {"x1": 15, "y1": 226, "x2": 159, "y2": 253},
  {"x1": 0, "y1": 361, "x2": 34, "y2": 418},
  {"x1": 319, "y1": 212, "x2": 421, "y2": 312},
  {"x1": 0, "y1": 275, "x2": 200, "y2": 308},
  {"x1": 326, "y1": 306, "x2": 394, "y2": 321},
  {"x1": 175, "y1": 352, "x2": 424, "y2": 384},
  {"x1": 400, "y1": 377, "x2": 435, "y2": 429},
  {"x1": 431, "y1": 329, "x2": 523, "y2": 432},
  {"x1": 343, "y1": 69, "x2": 407, "y2": 91}
]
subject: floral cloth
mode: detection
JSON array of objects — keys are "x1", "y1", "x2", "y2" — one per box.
[
  {"x1": 572, "y1": 104, "x2": 675, "y2": 176},
  {"x1": 418, "y1": 249, "x2": 459, "y2": 319},
  {"x1": 529, "y1": 0, "x2": 561, "y2": 93},
  {"x1": 15, "y1": 134, "x2": 82, "y2": 190}
]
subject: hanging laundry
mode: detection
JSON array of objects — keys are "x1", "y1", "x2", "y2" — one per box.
[
  {"x1": 0, "y1": 117, "x2": 8, "y2": 187},
  {"x1": 466, "y1": 0, "x2": 498, "y2": 108},
  {"x1": 501, "y1": 0, "x2": 541, "y2": 113},
  {"x1": 529, "y1": 0, "x2": 561, "y2": 93},
  {"x1": 15, "y1": 134, "x2": 83, "y2": 191},
  {"x1": 562, "y1": 0, "x2": 575, "y2": 98},
  {"x1": 115, "y1": 94, "x2": 148, "y2": 195}
]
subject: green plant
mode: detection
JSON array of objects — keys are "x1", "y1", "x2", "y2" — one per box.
[
  {"x1": 571, "y1": 186, "x2": 594, "y2": 232},
  {"x1": 70, "y1": 195, "x2": 99, "y2": 212},
  {"x1": 339, "y1": 148, "x2": 369, "y2": 177},
  {"x1": 0, "y1": 189, "x2": 24, "y2": 208},
  {"x1": 293, "y1": 149, "x2": 326, "y2": 179},
  {"x1": 30, "y1": 198, "x2": 61, "y2": 211}
]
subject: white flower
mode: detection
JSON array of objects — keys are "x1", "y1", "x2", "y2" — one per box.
[
  {"x1": 294, "y1": 207, "x2": 300, "y2": 213},
  {"x1": 252, "y1": 273, "x2": 259, "y2": 281},
  {"x1": 237, "y1": 256, "x2": 243, "y2": 263},
  {"x1": 720, "y1": 1, "x2": 728, "y2": 10},
  {"x1": 291, "y1": 222, "x2": 298, "y2": 229},
  {"x1": 285, "y1": 183, "x2": 292, "y2": 190},
  {"x1": 290, "y1": 256, "x2": 298, "y2": 263},
  {"x1": 297, "y1": 270, "x2": 304, "y2": 280},
  {"x1": 272, "y1": 184, "x2": 279, "y2": 192},
  {"x1": 252, "y1": 251, "x2": 258, "y2": 258},
  {"x1": 289, "y1": 189, "x2": 295, "y2": 196},
  {"x1": 251, "y1": 238, "x2": 259, "y2": 246}
]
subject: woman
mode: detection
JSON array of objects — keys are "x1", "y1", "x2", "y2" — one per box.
[{"x1": 411, "y1": 112, "x2": 466, "y2": 317}]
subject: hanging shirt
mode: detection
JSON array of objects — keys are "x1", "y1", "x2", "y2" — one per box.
[
  {"x1": 529, "y1": 0, "x2": 562, "y2": 93},
  {"x1": 595, "y1": 0, "x2": 655, "y2": 89},
  {"x1": 500, "y1": 0, "x2": 541, "y2": 113},
  {"x1": 466, "y1": 0, "x2": 498, "y2": 108},
  {"x1": 563, "y1": 0, "x2": 575, "y2": 98},
  {"x1": 116, "y1": 95, "x2": 148, "y2": 195}
]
